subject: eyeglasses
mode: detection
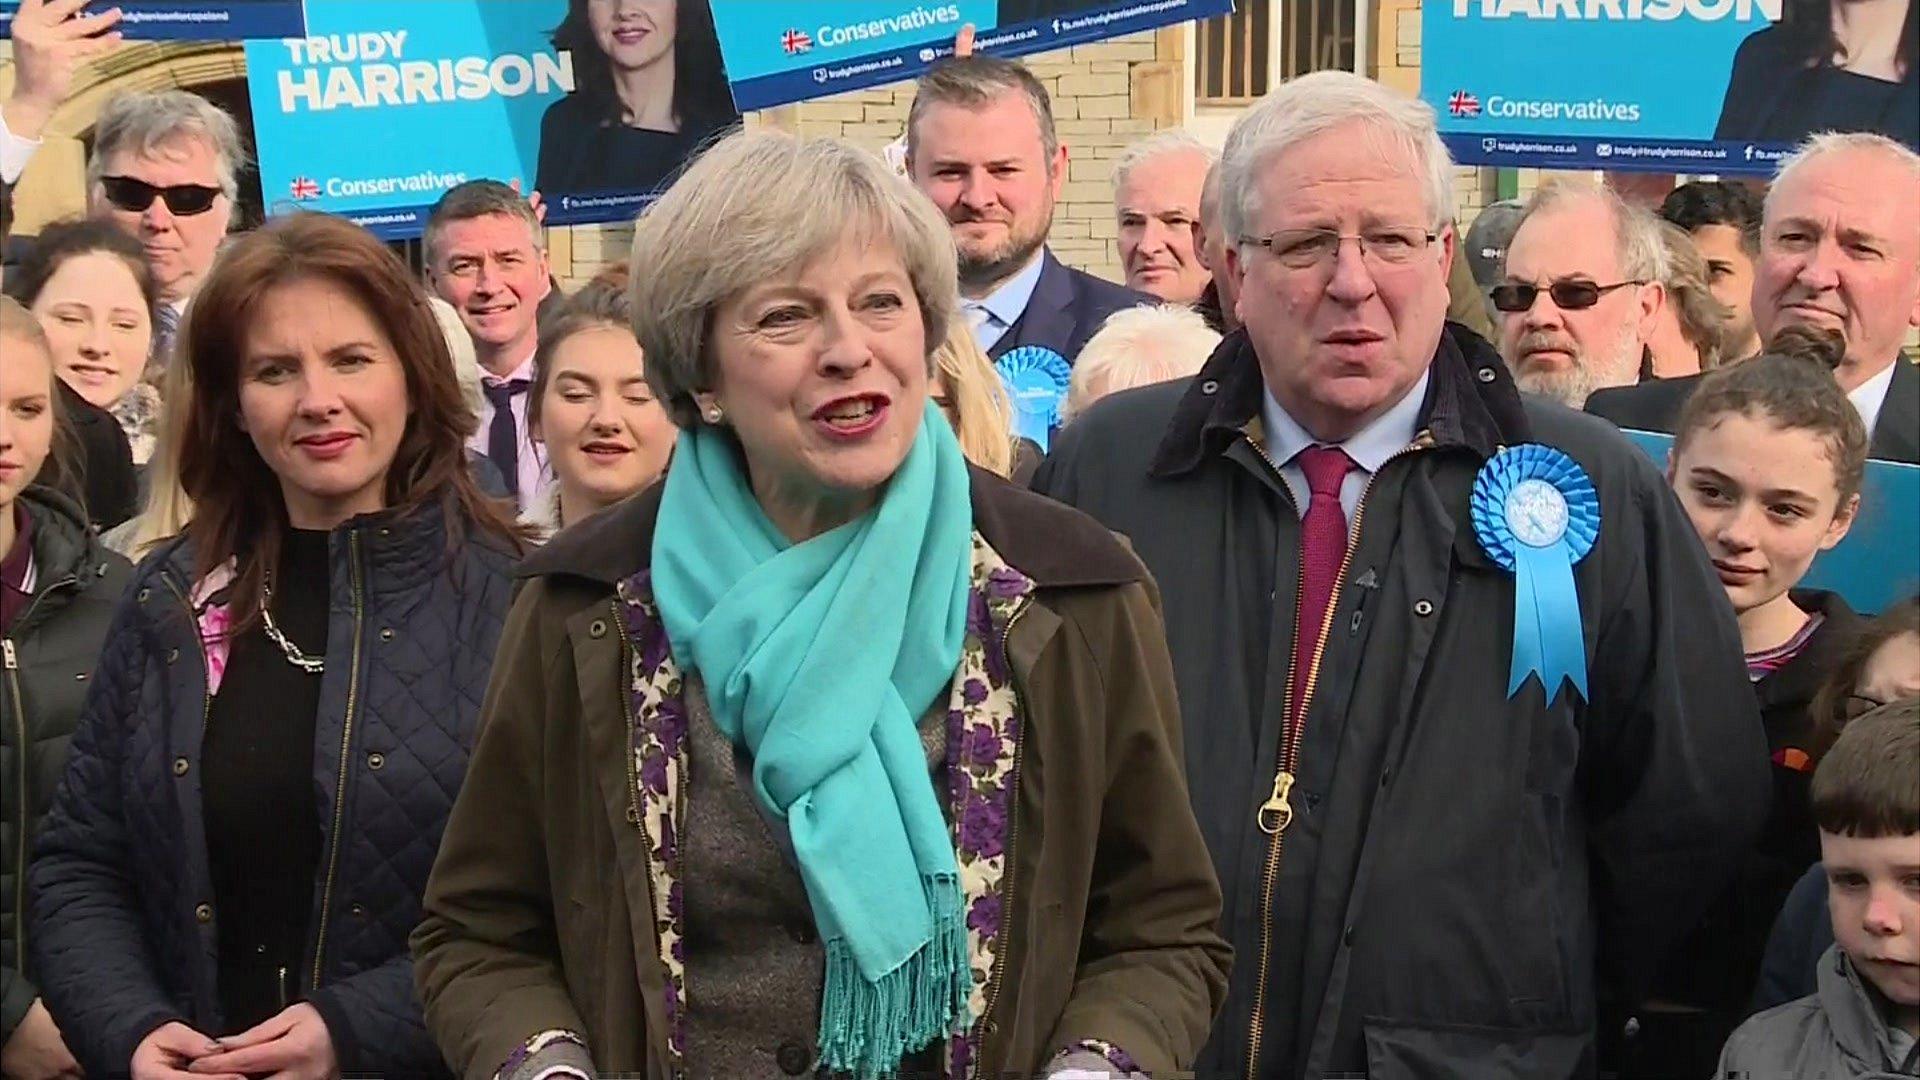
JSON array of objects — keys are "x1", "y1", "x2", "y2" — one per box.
[
  {"x1": 1489, "y1": 279, "x2": 1644, "y2": 314},
  {"x1": 1240, "y1": 227, "x2": 1438, "y2": 270},
  {"x1": 99, "y1": 175, "x2": 223, "y2": 217}
]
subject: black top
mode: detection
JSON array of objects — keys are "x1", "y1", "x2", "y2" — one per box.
[
  {"x1": 48, "y1": 380, "x2": 138, "y2": 532},
  {"x1": 1716, "y1": 25, "x2": 1920, "y2": 148},
  {"x1": 534, "y1": 91, "x2": 737, "y2": 195},
  {"x1": 202, "y1": 528, "x2": 328, "y2": 1032}
]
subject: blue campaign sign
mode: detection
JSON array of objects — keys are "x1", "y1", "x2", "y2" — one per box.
[
  {"x1": 1623, "y1": 429, "x2": 1920, "y2": 615},
  {"x1": 1421, "y1": 0, "x2": 1920, "y2": 174},
  {"x1": 711, "y1": 0, "x2": 1232, "y2": 111},
  {"x1": 2, "y1": 0, "x2": 306, "y2": 40},
  {"x1": 246, "y1": 0, "x2": 740, "y2": 240}
]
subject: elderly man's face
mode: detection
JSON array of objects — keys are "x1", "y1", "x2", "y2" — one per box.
[
  {"x1": 1224, "y1": 122, "x2": 1453, "y2": 443},
  {"x1": 90, "y1": 135, "x2": 232, "y2": 305},
  {"x1": 909, "y1": 91, "x2": 1065, "y2": 296},
  {"x1": 1753, "y1": 149, "x2": 1920, "y2": 389},
  {"x1": 1498, "y1": 198, "x2": 1661, "y2": 407},
  {"x1": 1117, "y1": 150, "x2": 1211, "y2": 303}
]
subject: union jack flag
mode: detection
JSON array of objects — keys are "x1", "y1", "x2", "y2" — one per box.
[
  {"x1": 290, "y1": 176, "x2": 321, "y2": 201},
  {"x1": 781, "y1": 28, "x2": 812, "y2": 54},
  {"x1": 1448, "y1": 90, "x2": 1481, "y2": 118}
]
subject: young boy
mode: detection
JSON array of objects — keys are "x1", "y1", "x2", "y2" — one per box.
[{"x1": 1717, "y1": 697, "x2": 1920, "y2": 1078}]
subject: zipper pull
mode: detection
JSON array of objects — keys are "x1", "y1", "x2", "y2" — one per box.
[
  {"x1": 1257, "y1": 771, "x2": 1296, "y2": 835},
  {"x1": 278, "y1": 965, "x2": 290, "y2": 1008},
  {"x1": 1348, "y1": 568, "x2": 1380, "y2": 636},
  {"x1": 2, "y1": 639, "x2": 15, "y2": 670}
]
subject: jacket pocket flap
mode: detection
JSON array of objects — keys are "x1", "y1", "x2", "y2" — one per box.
[{"x1": 1364, "y1": 1019, "x2": 1590, "y2": 1080}]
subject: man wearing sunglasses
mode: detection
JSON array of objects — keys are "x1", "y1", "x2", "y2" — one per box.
[
  {"x1": 1588, "y1": 134, "x2": 1920, "y2": 464},
  {"x1": 84, "y1": 90, "x2": 243, "y2": 365},
  {"x1": 1036, "y1": 70, "x2": 1764, "y2": 1080},
  {"x1": 1494, "y1": 181, "x2": 1667, "y2": 409}
]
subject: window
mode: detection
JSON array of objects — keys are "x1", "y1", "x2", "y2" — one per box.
[{"x1": 1194, "y1": 0, "x2": 1358, "y2": 106}]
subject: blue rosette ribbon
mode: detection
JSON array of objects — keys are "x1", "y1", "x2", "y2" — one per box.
[
  {"x1": 1471, "y1": 445, "x2": 1601, "y2": 704},
  {"x1": 994, "y1": 345, "x2": 1072, "y2": 452}
]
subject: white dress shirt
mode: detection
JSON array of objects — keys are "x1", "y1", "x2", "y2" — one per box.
[
  {"x1": 0, "y1": 109, "x2": 43, "y2": 186},
  {"x1": 1260, "y1": 369, "x2": 1432, "y2": 522},
  {"x1": 1847, "y1": 359, "x2": 1897, "y2": 442},
  {"x1": 465, "y1": 350, "x2": 551, "y2": 513}
]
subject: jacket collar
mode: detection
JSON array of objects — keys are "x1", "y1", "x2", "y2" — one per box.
[
  {"x1": 989, "y1": 249, "x2": 1073, "y2": 360},
  {"x1": 1150, "y1": 321, "x2": 1525, "y2": 479},
  {"x1": 153, "y1": 495, "x2": 465, "y2": 595},
  {"x1": 519, "y1": 464, "x2": 1145, "y2": 591},
  {"x1": 19, "y1": 485, "x2": 108, "y2": 585},
  {"x1": 1869, "y1": 358, "x2": 1919, "y2": 462}
]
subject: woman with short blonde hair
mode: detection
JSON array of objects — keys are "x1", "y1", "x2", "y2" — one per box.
[{"x1": 415, "y1": 131, "x2": 1228, "y2": 1080}]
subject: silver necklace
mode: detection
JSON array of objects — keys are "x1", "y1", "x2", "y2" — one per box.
[{"x1": 261, "y1": 580, "x2": 324, "y2": 674}]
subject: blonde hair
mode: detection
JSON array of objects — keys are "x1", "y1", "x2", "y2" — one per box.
[
  {"x1": 1656, "y1": 221, "x2": 1734, "y2": 371},
  {"x1": 104, "y1": 323, "x2": 196, "y2": 558},
  {"x1": 429, "y1": 295, "x2": 485, "y2": 423},
  {"x1": 1065, "y1": 305, "x2": 1220, "y2": 423},
  {"x1": 933, "y1": 322, "x2": 1016, "y2": 477}
]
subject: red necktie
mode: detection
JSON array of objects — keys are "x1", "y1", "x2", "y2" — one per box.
[{"x1": 1288, "y1": 446, "x2": 1355, "y2": 723}]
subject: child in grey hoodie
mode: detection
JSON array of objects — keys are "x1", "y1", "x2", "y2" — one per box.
[{"x1": 1717, "y1": 697, "x2": 1920, "y2": 1079}]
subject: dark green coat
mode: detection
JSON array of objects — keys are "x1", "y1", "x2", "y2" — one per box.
[{"x1": 0, "y1": 487, "x2": 130, "y2": 1043}]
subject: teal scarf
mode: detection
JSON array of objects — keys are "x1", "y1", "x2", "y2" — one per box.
[{"x1": 651, "y1": 400, "x2": 973, "y2": 1077}]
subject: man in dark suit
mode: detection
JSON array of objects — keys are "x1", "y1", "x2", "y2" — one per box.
[
  {"x1": 1589, "y1": 133, "x2": 1920, "y2": 463},
  {"x1": 906, "y1": 55, "x2": 1147, "y2": 364}
]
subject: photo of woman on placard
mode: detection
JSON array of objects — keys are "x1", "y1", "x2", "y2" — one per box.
[
  {"x1": 535, "y1": 0, "x2": 741, "y2": 195},
  {"x1": 1715, "y1": 0, "x2": 1919, "y2": 149}
]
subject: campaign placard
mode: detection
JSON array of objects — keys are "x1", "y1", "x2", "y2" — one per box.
[
  {"x1": 245, "y1": 0, "x2": 739, "y2": 240},
  {"x1": 710, "y1": 0, "x2": 1232, "y2": 111},
  {"x1": 1422, "y1": 0, "x2": 1920, "y2": 175},
  {"x1": 1623, "y1": 429, "x2": 1920, "y2": 614},
  {"x1": 1, "y1": 0, "x2": 306, "y2": 40}
]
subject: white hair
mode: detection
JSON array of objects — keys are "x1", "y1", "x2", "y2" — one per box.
[
  {"x1": 1064, "y1": 305, "x2": 1221, "y2": 423},
  {"x1": 1218, "y1": 70, "x2": 1454, "y2": 251},
  {"x1": 429, "y1": 295, "x2": 485, "y2": 423},
  {"x1": 1767, "y1": 131, "x2": 1920, "y2": 222},
  {"x1": 1111, "y1": 129, "x2": 1218, "y2": 195},
  {"x1": 1513, "y1": 179, "x2": 1667, "y2": 283}
]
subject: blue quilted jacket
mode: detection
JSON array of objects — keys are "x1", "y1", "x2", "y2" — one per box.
[{"x1": 26, "y1": 497, "x2": 517, "y2": 1077}]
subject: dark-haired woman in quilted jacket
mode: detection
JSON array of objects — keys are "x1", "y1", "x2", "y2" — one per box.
[{"x1": 25, "y1": 215, "x2": 524, "y2": 1080}]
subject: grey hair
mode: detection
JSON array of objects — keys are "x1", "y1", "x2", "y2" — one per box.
[
  {"x1": 1514, "y1": 179, "x2": 1665, "y2": 283},
  {"x1": 906, "y1": 56, "x2": 1058, "y2": 166},
  {"x1": 630, "y1": 131, "x2": 960, "y2": 429},
  {"x1": 1767, "y1": 131, "x2": 1920, "y2": 221},
  {"x1": 1199, "y1": 161, "x2": 1223, "y2": 234},
  {"x1": 1219, "y1": 70, "x2": 1454, "y2": 250},
  {"x1": 87, "y1": 90, "x2": 247, "y2": 201},
  {"x1": 1064, "y1": 304, "x2": 1220, "y2": 423},
  {"x1": 1111, "y1": 129, "x2": 1218, "y2": 195}
]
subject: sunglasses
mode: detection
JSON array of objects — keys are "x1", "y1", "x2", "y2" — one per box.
[
  {"x1": 99, "y1": 175, "x2": 222, "y2": 217},
  {"x1": 1489, "y1": 279, "x2": 1644, "y2": 313}
]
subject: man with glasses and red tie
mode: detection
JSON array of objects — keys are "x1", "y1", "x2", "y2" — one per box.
[
  {"x1": 1493, "y1": 181, "x2": 1669, "y2": 409},
  {"x1": 1034, "y1": 70, "x2": 1766, "y2": 1079}
]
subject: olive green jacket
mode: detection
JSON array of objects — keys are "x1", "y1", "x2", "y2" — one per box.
[{"x1": 412, "y1": 470, "x2": 1230, "y2": 1079}]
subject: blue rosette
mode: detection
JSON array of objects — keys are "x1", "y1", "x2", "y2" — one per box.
[
  {"x1": 1471, "y1": 445, "x2": 1601, "y2": 704},
  {"x1": 993, "y1": 345, "x2": 1072, "y2": 452}
]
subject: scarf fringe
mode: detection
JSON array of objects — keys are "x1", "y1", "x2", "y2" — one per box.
[{"x1": 817, "y1": 875, "x2": 970, "y2": 1079}]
